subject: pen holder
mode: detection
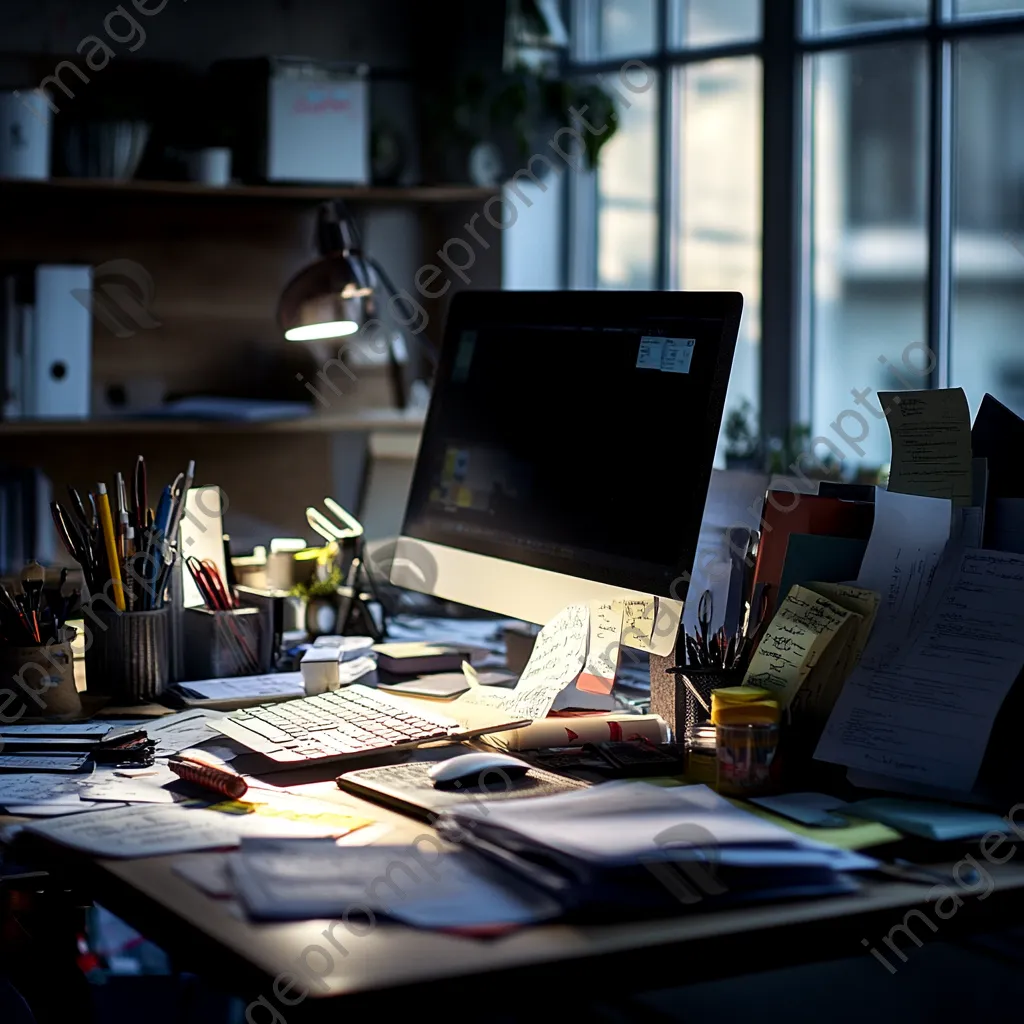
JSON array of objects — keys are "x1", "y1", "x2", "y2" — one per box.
[
  {"x1": 182, "y1": 606, "x2": 267, "y2": 681},
  {"x1": 650, "y1": 664, "x2": 745, "y2": 734},
  {"x1": 0, "y1": 629, "x2": 81, "y2": 719},
  {"x1": 83, "y1": 605, "x2": 171, "y2": 704}
]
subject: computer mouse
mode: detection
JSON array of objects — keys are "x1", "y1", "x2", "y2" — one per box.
[{"x1": 427, "y1": 751, "x2": 532, "y2": 788}]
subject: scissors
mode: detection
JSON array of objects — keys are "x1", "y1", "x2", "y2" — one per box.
[
  {"x1": 186, "y1": 557, "x2": 235, "y2": 611},
  {"x1": 697, "y1": 589, "x2": 713, "y2": 661}
]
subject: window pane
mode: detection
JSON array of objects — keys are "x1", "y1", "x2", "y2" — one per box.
[
  {"x1": 951, "y1": 1, "x2": 1024, "y2": 16},
  {"x1": 803, "y1": 0, "x2": 928, "y2": 36},
  {"x1": 806, "y1": 45, "x2": 929, "y2": 471},
  {"x1": 577, "y1": 0, "x2": 657, "y2": 59},
  {"x1": 597, "y1": 72, "x2": 659, "y2": 288},
  {"x1": 951, "y1": 37, "x2": 1024, "y2": 420},
  {"x1": 672, "y1": 0, "x2": 761, "y2": 48},
  {"x1": 675, "y1": 58, "x2": 762, "y2": 450}
]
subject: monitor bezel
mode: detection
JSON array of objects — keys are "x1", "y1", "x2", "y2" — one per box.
[{"x1": 393, "y1": 290, "x2": 742, "y2": 649}]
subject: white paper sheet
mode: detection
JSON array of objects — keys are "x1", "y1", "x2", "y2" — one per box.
[
  {"x1": 0, "y1": 721, "x2": 146, "y2": 736},
  {"x1": 551, "y1": 599, "x2": 623, "y2": 712},
  {"x1": 817, "y1": 549, "x2": 1024, "y2": 792},
  {"x1": 227, "y1": 844, "x2": 561, "y2": 928},
  {"x1": 440, "y1": 782, "x2": 876, "y2": 872},
  {"x1": 855, "y1": 488, "x2": 952, "y2": 670},
  {"x1": 459, "y1": 603, "x2": 589, "y2": 722},
  {"x1": 78, "y1": 781, "x2": 177, "y2": 805},
  {"x1": 22, "y1": 804, "x2": 241, "y2": 856},
  {"x1": 0, "y1": 774, "x2": 84, "y2": 806},
  {"x1": 177, "y1": 673, "x2": 304, "y2": 701},
  {"x1": 144, "y1": 709, "x2": 228, "y2": 756}
]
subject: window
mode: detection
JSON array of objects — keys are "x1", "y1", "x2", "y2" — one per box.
[
  {"x1": 569, "y1": 2, "x2": 1024, "y2": 471},
  {"x1": 569, "y1": 0, "x2": 764, "y2": 460},
  {"x1": 951, "y1": 36, "x2": 1024, "y2": 418}
]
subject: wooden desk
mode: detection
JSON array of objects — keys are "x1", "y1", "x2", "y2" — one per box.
[{"x1": 11, "y1": 765, "x2": 1024, "y2": 1020}]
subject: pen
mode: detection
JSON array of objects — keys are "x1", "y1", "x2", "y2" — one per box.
[
  {"x1": 133, "y1": 455, "x2": 147, "y2": 535},
  {"x1": 96, "y1": 483, "x2": 126, "y2": 612}
]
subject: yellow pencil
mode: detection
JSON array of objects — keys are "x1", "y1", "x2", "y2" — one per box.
[{"x1": 97, "y1": 483, "x2": 126, "y2": 612}]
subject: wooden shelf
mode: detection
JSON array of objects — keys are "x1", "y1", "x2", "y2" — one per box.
[
  {"x1": 0, "y1": 177, "x2": 497, "y2": 204},
  {"x1": 0, "y1": 410, "x2": 426, "y2": 436}
]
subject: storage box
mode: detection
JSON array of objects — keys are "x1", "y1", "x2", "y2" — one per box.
[{"x1": 211, "y1": 58, "x2": 369, "y2": 185}]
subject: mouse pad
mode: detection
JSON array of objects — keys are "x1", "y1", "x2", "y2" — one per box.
[{"x1": 337, "y1": 760, "x2": 589, "y2": 821}]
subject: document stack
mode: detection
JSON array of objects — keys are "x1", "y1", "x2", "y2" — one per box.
[{"x1": 436, "y1": 781, "x2": 876, "y2": 915}]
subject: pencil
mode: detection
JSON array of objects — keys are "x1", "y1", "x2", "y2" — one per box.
[{"x1": 97, "y1": 483, "x2": 126, "y2": 612}]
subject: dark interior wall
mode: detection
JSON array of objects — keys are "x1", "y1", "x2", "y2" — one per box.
[{"x1": 0, "y1": 0, "x2": 417, "y2": 69}]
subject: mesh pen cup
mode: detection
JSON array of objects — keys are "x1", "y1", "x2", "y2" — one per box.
[
  {"x1": 83, "y1": 605, "x2": 171, "y2": 704},
  {"x1": 182, "y1": 606, "x2": 266, "y2": 681}
]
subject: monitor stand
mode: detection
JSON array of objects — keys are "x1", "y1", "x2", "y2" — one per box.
[{"x1": 336, "y1": 539, "x2": 387, "y2": 642}]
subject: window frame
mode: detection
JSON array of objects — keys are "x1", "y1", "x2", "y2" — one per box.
[{"x1": 565, "y1": 0, "x2": 1024, "y2": 443}]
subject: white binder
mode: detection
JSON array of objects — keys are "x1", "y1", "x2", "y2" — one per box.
[{"x1": 30, "y1": 265, "x2": 92, "y2": 419}]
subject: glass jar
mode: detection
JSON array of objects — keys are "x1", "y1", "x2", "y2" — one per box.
[
  {"x1": 684, "y1": 723, "x2": 718, "y2": 785},
  {"x1": 715, "y1": 723, "x2": 779, "y2": 796}
]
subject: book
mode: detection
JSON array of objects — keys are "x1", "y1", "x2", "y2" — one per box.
[{"x1": 372, "y1": 642, "x2": 472, "y2": 675}]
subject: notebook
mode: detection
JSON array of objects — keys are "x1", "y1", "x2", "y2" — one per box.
[{"x1": 336, "y1": 760, "x2": 589, "y2": 821}]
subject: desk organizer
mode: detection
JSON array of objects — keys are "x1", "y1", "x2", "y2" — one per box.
[
  {"x1": 650, "y1": 657, "x2": 744, "y2": 734},
  {"x1": 0, "y1": 629, "x2": 81, "y2": 718},
  {"x1": 182, "y1": 606, "x2": 267, "y2": 681},
  {"x1": 83, "y1": 605, "x2": 170, "y2": 704}
]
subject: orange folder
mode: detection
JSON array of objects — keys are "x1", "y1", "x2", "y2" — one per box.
[{"x1": 751, "y1": 493, "x2": 874, "y2": 621}]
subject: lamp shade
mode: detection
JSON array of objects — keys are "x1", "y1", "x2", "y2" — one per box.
[{"x1": 278, "y1": 201, "x2": 376, "y2": 342}]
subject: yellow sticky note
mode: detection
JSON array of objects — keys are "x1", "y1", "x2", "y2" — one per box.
[
  {"x1": 880, "y1": 387, "x2": 973, "y2": 507},
  {"x1": 743, "y1": 585, "x2": 856, "y2": 710}
]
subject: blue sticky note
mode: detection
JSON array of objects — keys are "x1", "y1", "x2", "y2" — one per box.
[{"x1": 842, "y1": 798, "x2": 1014, "y2": 841}]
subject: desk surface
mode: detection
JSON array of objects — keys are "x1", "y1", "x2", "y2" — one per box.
[{"x1": 13, "y1": 765, "x2": 1024, "y2": 1019}]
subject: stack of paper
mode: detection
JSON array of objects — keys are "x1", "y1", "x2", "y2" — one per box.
[
  {"x1": 226, "y1": 838, "x2": 561, "y2": 930},
  {"x1": 816, "y1": 548, "x2": 1024, "y2": 793},
  {"x1": 436, "y1": 782, "x2": 876, "y2": 912}
]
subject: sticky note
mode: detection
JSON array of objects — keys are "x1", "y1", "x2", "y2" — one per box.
[
  {"x1": 661, "y1": 338, "x2": 695, "y2": 373},
  {"x1": 636, "y1": 337, "x2": 665, "y2": 370}
]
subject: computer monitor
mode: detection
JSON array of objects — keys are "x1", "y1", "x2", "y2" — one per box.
[{"x1": 390, "y1": 290, "x2": 742, "y2": 657}]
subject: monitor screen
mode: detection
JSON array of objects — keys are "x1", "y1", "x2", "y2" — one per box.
[{"x1": 401, "y1": 291, "x2": 741, "y2": 601}]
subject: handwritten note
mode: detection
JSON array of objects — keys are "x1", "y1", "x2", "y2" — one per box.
[
  {"x1": 576, "y1": 601, "x2": 624, "y2": 695},
  {"x1": 816, "y1": 549, "x2": 1024, "y2": 792},
  {"x1": 743, "y1": 586, "x2": 857, "y2": 710},
  {"x1": 881, "y1": 388, "x2": 972, "y2": 507},
  {"x1": 855, "y1": 488, "x2": 952, "y2": 671},
  {"x1": 622, "y1": 598, "x2": 656, "y2": 646},
  {"x1": 805, "y1": 583, "x2": 880, "y2": 676},
  {"x1": 458, "y1": 604, "x2": 590, "y2": 723}
]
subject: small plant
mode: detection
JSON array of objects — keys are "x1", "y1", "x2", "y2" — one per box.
[
  {"x1": 724, "y1": 399, "x2": 760, "y2": 461},
  {"x1": 290, "y1": 545, "x2": 342, "y2": 599}
]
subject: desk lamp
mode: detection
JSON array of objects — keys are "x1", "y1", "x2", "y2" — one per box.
[{"x1": 277, "y1": 200, "x2": 408, "y2": 405}]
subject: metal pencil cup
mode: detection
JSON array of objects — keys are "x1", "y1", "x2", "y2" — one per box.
[
  {"x1": 83, "y1": 605, "x2": 171, "y2": 704},
  {"x1": 675, "y1": 667, "x2": 746, "y2": 731},
  {"x1": 182, "y1": 606, "x2": 266, "y2": 681}
]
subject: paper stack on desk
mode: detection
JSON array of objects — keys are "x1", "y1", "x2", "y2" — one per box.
[{"x1": 436, "y1": 782, "x2": 876, "y2": 913}]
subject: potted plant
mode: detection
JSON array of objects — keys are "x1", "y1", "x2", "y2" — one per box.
[
  {"x1": 422, "y1": 0, "x2": 618, "y2": 184},
  {"x1": 724, "y1": 399, "x2": 762, "y2": 471}
]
